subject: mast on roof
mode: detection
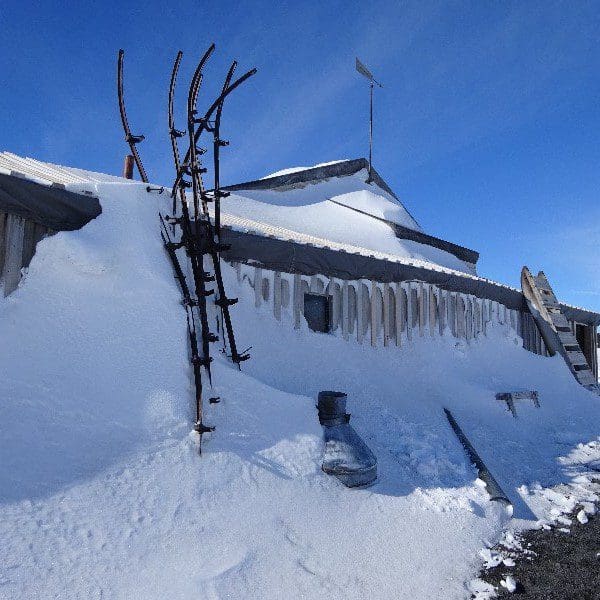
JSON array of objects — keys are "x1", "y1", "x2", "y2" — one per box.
[{"x1": 355, "y1": 57, "x2": 383, "y2": 183}]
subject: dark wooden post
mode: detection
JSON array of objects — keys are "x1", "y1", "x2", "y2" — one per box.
[{"x1": 122, "y1": 154, "x2": 134, "y2": 179}]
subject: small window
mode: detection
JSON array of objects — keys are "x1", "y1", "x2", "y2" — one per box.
[{"x1": 304, "y1": 293, "x2": 330, "y2": 333}]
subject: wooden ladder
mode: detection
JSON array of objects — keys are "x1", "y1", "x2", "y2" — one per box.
[{"x1": 531, "y1": 271, "x2": 599, "y2": 392}]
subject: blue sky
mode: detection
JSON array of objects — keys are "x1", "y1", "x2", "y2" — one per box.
[{"x1": 1, "y1": 1, "x2": 599, "y2": 311}]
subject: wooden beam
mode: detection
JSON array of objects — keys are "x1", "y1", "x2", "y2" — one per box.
[
  {"x1": 419, "y1": 282, "x2": 426, "y2": 336},
  {"x1": 254, "y1": 267, "x2": 262, "y2": 308},
  {"x1": 273, "y1": 271, "x2": 282, "y2": 321},
  {"x1": 357, "y1": 282, "x2": 367, "y2": 345},
  {"x1": 404, "y1": 282, "x2": 413, "y2": 342},
  {"x1": 382, "y1": 283, "x2": 391, "y2": 346},
  {"x1": 0, "y1": 212, "x2": 6, "y2": 279},
  {"x1": 3, "y1": 213, "x2": 25, "y2": 296},
  {"x1": 21, "y1": 219, "x2": 37, "y2": 268},
  {"x1": 371, "y1": 281, "x2": 378, "y2": 347},
  {"x1": 438, "y1": 289, "x2": 446, "y2": 336},
  {"x1": 395, "y1": 283, "x2": 403, "y2": 347},
  {"x1": 429, "y1": 285, "x2": 437, "y2": 337},
  {"x1": 341, "y1": 281, "x2": 349, "y2": 341},
  {"x1": 293, "y1": 274, "x2": 302, "y2": 329}
]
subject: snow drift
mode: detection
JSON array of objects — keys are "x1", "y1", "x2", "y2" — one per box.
[{"x1": 1, "y1": 174, "x2": 599, "y2": 599}]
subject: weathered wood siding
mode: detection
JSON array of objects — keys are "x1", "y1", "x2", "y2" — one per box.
[
  {"x1": 0, "y1": 212, "x2": 52, "y2": 297},
  {"x1": 232, "y1": 262, "x2": 535, "y2": 352},
  {"x1": 568, "y1": 319, "x2": 599, "y2": 380}
]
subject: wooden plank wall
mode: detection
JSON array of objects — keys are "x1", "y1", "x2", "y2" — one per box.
[
  {"x1": 520, "y1": 312, "x2": 549, "y2": 357},
  {"x1": 235, "y1": 262, "x2": 527, "y2": 351},
  {"x1": 0, "y1": 211, "x2": 52, "y2": 297},
  {"x1": 568, "y1": 319, "x2": 599, "y2": 381}
]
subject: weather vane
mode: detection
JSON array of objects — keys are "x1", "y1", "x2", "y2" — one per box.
[{"x1": 355, "y1": 57, "x2": 383, "y2": 183}]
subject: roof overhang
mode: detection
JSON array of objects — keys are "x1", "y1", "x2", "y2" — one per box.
[
  {"x1": 0, "y1": 172, "x2": 101, "y2": 231},
  {"x1": 220, "y1": 226, "x2": 600, "y2": 326}
]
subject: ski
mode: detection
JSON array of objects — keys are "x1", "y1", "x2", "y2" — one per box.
[
  {"x1": 162, "y1": 45, "x2": 254, "y2": 451},
  {"x1": 168, "y1": 50, "x2": 184, "y2": 218},
  {"x1": 172, "y1": 66, "x2": 257, "y2": 197},
  {"x1": 212, "y1": 60, "x2": 237, "y2": 237},
  {"x1": 186, "y1": 44, "x2": 215, "y2": 220},
  {"x1": 117, "y1": 49, "x2": 149, "y2": 183},
  {"x1": 180, "y1": 59, "x2": 255, "y2": 365},
  {"x1": 180, "y1": 48, "x2": 222, "y2": 381},
  {"x1": 159, "y1": 214, "x2": 213, "y2": 450}
]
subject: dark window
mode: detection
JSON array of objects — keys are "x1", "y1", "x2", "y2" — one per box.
[
  {"x1": 575, "y1": 323, "x2": 586, "y2": 350},
  {"x1": 304, "y1": 293, "x2": 331, "y2": 333},
  {"x1": 576, "y1": 323, "x2": 592, "y2": 369}
]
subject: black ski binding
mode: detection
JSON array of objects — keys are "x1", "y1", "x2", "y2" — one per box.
[{"x1": 194, "y1": 422, "x2": 215, "y2": 434}]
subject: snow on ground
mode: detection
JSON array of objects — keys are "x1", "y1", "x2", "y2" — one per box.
[{"x1": 1, "y1": 177, "x2": 599, "y2": 599}]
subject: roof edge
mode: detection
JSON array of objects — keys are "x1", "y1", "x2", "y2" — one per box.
[
  {"x1": 224, "y1": 158, "x2": 398, "y2": 200},
  {"x1": 328, "y1": 198, "x2": 479, "y2": 266},
  {"x1": 0, "y1": 172, "x2": 101, "y2": 231}
]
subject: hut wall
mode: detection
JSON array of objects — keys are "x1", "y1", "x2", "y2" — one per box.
[
  {"x1": 0, "y1": 211, "x2": 52, "y2": 297},
  {"x1": 232, "y1": 262, "x2": 534, "y2": 352},
  {"x1": 568, "y1": 319, "x2": 599, "y2": 381}
]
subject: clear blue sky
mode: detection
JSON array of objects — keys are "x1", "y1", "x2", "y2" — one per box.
[{"x1": 2, "y1": 1, "x2": 599, "y2": 312}]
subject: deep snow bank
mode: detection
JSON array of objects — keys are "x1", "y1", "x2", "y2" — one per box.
[
  {"x1": 0, "y1": 181, "x2": 189, "y2": 503},
  {"x1": 1, "y1": 178, "x2": 598, "y2": 600}
]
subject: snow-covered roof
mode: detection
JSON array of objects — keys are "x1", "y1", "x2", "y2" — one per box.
[
  {"x1": 260, "y1": 160, "x2": 350, "y2": 179},
  {"x1": 1, "y1": 151, "x2": 597, "y2": 323},
  {"x1": 224, "y1": 158, "x2": 479, "y2": 275},
  {"x1": 228, "y1": 158, "x2": 422, "y2": 231},
  {"x1": 0, "y1": 151, "x2": 131, "y2": 190}
]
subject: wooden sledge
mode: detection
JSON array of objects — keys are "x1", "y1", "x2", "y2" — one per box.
[{"x1": 521, "y1": 267, "x2": 599, "y2": 393}]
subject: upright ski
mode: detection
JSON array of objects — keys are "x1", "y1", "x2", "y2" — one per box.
[{"x1": 117, "y1": 49, "x2": 149, "y2": 183}]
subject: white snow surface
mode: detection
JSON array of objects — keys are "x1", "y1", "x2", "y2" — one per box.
[
  {"x1": 260, "y1": 160, "x2": 349, "y2": 179},
  {"x1": 1, "y1": 177, "x2": 599, "y2": 599},
  {"x1": 226, "y1": 167, "x2": 477, "y2": 275}
]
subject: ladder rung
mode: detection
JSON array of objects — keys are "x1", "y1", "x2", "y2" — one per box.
[
  {"x1": 557, "y1": 332, "x2": 577, "y2": 343},
  {"x1": 564, "y1": 345, "x2": 580, "y2": 352},
  {"x1": 567, "y1": 352, "x2": 588, "y2": 365}
]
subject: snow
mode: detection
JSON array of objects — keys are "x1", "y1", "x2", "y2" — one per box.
[
  {"x1": 260, "y1": 160, "x2": 349, "y2": 179},
  {"x1": 576, "y1": 509, "x2": 589, "y2": 524},
  {"x1": 226, "y1": 168, "x2": 478, "y2": 274},
  {"x1": 500, "y1": 574, "x2": 517, "y2": 593},
  {"x1": 1, "y1": 173, "x2": 599, "y2": 598}
]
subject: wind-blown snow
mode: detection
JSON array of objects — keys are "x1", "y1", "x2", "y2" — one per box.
[
  {"x1": 226, "y1": 168, "x2": 476, "y2": 274},
  {"x1": 260, "y1": 160, "x2": 349, "y2": 179},
  {"x1": 1, "y1": 176, "x2": 599, "y2": 599}
]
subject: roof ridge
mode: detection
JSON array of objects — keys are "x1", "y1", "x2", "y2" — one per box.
[{"x1": 224, "y1": 158, "x2": 398, "y2": 198}]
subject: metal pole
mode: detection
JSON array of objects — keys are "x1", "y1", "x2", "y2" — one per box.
[{"x1": 368, "y1": 82, "x2": 373, "y2": 183}]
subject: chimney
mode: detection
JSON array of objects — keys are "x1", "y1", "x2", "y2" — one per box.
[{"x1": 122, "y1": 154, "x2": 134, "y2": 179}]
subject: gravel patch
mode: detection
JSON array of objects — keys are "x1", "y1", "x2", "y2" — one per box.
[{"x1": 479, "y1": 504, "x2": 600, "y2": 598}]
